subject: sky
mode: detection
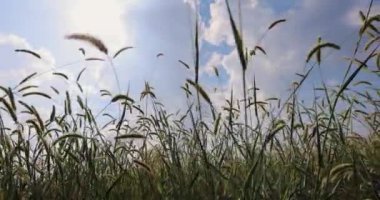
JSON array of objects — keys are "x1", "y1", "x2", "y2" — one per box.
[{"x1": 0, "y1": 0, "x2": 379, "y2": 122}]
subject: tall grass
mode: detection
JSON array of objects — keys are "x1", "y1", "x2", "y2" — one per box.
[{"x1": 0, "y1": 1, "x2": 379, "y2": 199}]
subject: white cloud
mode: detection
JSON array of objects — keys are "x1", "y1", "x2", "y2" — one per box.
[
  {"x1": 0, "y1": 34, "x2": 56, "y2": 85},
  {"x1": 0, "y1": 34, "x2": 30, "y2": 48},
  {"x1": 203, "y1": 0, "x2": 272, "y2": 46},
  {"x1": 61, "y1": 0, "x2": 135, "y2": 51},
  {"x1": 203, "y1": 0, "x2": 233, "y2": 45}
]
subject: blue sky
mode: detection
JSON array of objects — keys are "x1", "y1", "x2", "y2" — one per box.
[{"x1": 0, "y1": 0, "x2": 379, "y2": 118}]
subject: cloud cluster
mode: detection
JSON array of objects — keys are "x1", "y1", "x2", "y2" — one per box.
[
  {"x1": 201, "y1": 0, "x2": 376, "y2": 109},
  {"x1": 0, "y1": 34, "x2": 56, "y2": 87},
  {"x1": 0, "y1": 0, "x2": 378, "y2": 120}
]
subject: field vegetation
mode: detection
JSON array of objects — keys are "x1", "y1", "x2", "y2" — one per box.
[{"x1": 0, "y1": 0, "x2": 379, "y2": 199}]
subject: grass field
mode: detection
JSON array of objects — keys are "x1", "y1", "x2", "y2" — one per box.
[{"x1": 0, "y1": 0, "x2": 379, "y2": 199}]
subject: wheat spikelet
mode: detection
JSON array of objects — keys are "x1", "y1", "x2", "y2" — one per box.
[
  {"x1": 65, "y1": 33, "x2": 108, "y2": 54},
  {"x1": 113, "y1": 46, "x2": 133, "y2": 58},
  {"x1": 15, "y1": 49, "x2": 41, "y2": 59},
  {"x1": 268, "y1": 19, "x2": 286, "y2": 30},
  {"x1": 133, "y1": 160, "x2": 152, "y2": 173}
]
